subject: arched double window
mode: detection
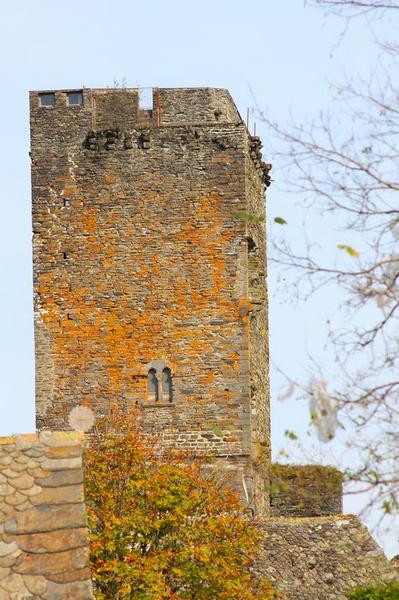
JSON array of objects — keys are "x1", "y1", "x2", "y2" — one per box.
[
  {"x1": 146, "y1": 365, "x2": 173, "y2": 403},
  {"x1": 161, "y1": 367, "x2": 173, "y2": 403},
  {"x1": 147, "y1": 368, "x2": 159, "y2": 402}
]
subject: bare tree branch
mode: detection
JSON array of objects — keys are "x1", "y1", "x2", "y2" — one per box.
[{"x1": 268, "y1": 1, "x2": 399, "y2": 520}]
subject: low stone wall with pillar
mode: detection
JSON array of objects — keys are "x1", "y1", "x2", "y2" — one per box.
[{"x1": 0, "y1": 431, "x2": 93, "y2": 599}]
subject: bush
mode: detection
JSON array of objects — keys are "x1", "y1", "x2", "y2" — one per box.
[{"x1": 347, "y1": 583, "x2": 399, "y2": 599}]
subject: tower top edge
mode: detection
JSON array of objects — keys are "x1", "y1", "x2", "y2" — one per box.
[
  {"x1": 29, "y1": 86, "x2": 244, "y2": 130},
  {"x1": 29, "y1": 86, "x2": 231, "y2": 94}
]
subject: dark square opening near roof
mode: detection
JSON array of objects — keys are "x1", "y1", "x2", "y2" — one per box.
[
  {"x1": 39, "y1": 93, "x2": 55, "y2": 107},
  {"x1": 68, "y1": 91, "x2": 83, "y2": 106}
]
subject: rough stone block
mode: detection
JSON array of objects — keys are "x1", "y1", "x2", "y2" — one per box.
[
  {"x1": 16, "y1": 546, "x2": 89, "y2": 575},
  {"x1": 38, "y1": 469, "x2": 83, "y2": 488},
  {"x1": 30, "y1": 485, "x2": 83, "y2": 506},
  {"x1": 0, "y1": 542, "x2": 18, "y2": 558},
  {"x1": 43, "y1": 579, "x2": 94, "y2": 600},
  {"x1": 10, "y1": 503, "x2": 86, "y2": 534},
  {"x1": 16, "y1": 528, "x2": 89, "y2": 554},
  {"x1": 42, "y1": 457, "x2": 82, "y2": 471},
  {"x1": 23, "y1": 574, "x2": 48, "y2": 595}
]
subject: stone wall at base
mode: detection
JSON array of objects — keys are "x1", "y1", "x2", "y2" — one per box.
[
  {"x1": 257, "y1": 515, "x2": 398, "y2": 600},
  {"x1": 0, "y1": 432, "x2": 93, "y2": 600}
]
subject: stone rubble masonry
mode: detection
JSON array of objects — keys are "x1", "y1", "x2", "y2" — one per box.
[
  {"x1": 0, "y1": 431, "x2": 94, "y2": 600},
  {"x1": 30, "y1": 87, "x2": 271, "y2": 514},
  {"x1": 257, "y1": 515, "x2": 399, "y2": 600},
  {"x1": 270, "y1": 464, "x2": 343, "y2": 517}
]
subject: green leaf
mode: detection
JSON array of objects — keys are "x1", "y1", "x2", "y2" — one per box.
[
  {"x1": 268, "y1": 483, "x2": 281, "y2": 496},
  {"x1": 284, "y1": 429, "x2": 298, "y2": 441},
  {"x1": 211, "y1": 426, "x2": 224, "y2": 438},
  {"x1": 232, "y1": 211, "x2": 265, "y2": 224},
  {"x1": 274, "y1": 217, "x2": 287, "y2": 225},
  {"x1": 337, "y1": 244, "x2": 359, "y2": 257},
  {"x1": 382, "y1": 500, "x2": 392, "y2": 514}
]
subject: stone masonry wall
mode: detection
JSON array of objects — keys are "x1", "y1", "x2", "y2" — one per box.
[
  {"x1": 257, "y1": 515, "x2": 398, "y2": 600},
  {"x1": 270, "y1": 464, "x2": 343, "y2": 517},
  {"x1": 245, "y1": 135, "x2": 271, "y2": 511},
  {"x1": 30, "y1": 87, "x2": 271, "y2": 513},
  {"x1": 0, "y1": 432, "x2": 93, "y2": 599}
]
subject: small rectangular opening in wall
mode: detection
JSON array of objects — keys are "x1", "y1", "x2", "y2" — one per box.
[
  {"x1": 67, "y1": 91, "x2": 83, "y2": 106},
  {"x1": 138, "y1": 88, "x2": 153, "y2": 110},
  {"x1": 39, "y1": 93, "x2": 55, "y2": 107}
]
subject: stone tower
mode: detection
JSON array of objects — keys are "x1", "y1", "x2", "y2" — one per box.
[{"x1": 30, "y1": 87, "x2": 271, "y2": 513}]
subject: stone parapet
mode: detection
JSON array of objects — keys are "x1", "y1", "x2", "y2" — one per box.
[
  {"x1": 0, "y1": 431, "x2": 93, "y2": 599},
  {"x1": 29, "y1": 87, "x2": 241, "y2": 133},
  {"x1": 270, "y1": 464, "x2": 343, "y2": 517}
]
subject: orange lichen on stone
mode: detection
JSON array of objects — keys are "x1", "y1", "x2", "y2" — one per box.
[
  {"x1": 85, "y1": 209, "x2": 97, "y2": 234},
  {"x1": 103, "y1": 174, "x2": 116, "y2": 184}
]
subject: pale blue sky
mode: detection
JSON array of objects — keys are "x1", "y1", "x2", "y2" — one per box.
[{"x1": 0, "y1": 0, "x2": 394, "y2": 554}]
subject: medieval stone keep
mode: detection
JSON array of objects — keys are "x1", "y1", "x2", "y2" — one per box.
[
  {"x1": 30, "y1": 87, "x2": 271, "y2": 513},
  {"x1": 28, "y1": 86, "x2": 398, "y2": 598}
]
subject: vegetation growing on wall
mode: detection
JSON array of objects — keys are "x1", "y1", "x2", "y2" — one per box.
[
  {"x1": 271, "y1": 463, "x2": 343, "y2": 491},
  {"x1": 347, "y1": 582, "x2": 399, "y2": 599},
  {"x1": 270, "y1": 463, "x2": 343, "y2": 516}
]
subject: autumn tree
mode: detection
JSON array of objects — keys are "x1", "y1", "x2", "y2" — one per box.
[
  {"x1": 263, "y1": 0, "x2": 399, "y2": 519},
  {"x1": 84, "y1": 411, "x2": 278, "y2": 600}
]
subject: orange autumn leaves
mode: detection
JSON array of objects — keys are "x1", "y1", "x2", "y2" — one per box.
[{"x1": 84, "y1": 412, "x2": 278, "y2": 600}]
